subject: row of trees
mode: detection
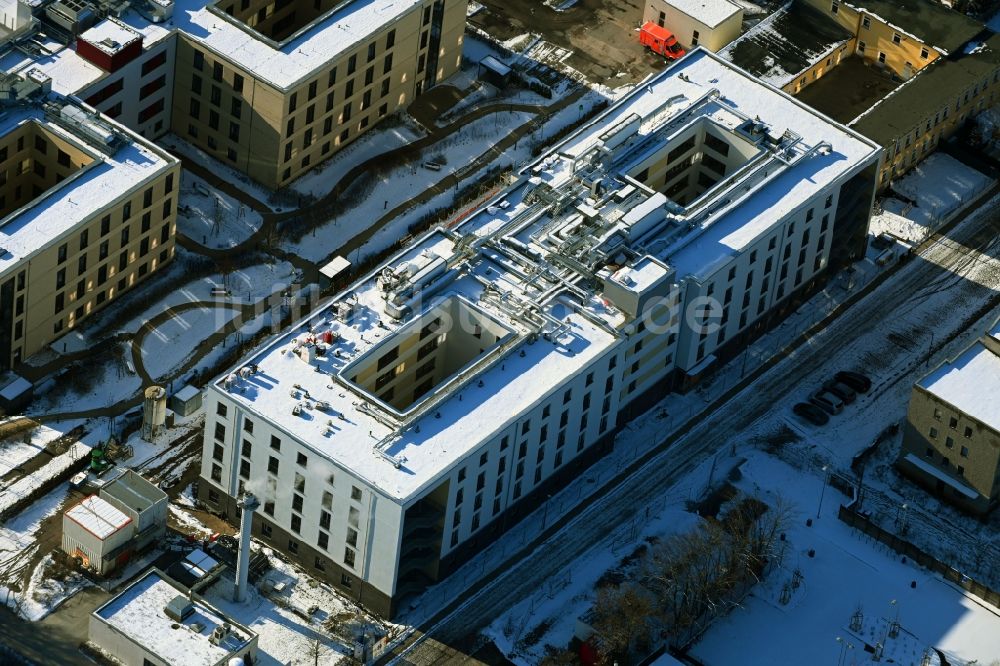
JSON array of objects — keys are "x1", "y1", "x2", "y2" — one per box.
[{"x1": 586, "y1": 496, "x2": 790, "y2": 665}]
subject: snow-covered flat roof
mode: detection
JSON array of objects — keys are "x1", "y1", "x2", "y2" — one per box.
[
  {"x1": 65, "y1": 495, "x2": 131, "y2": 540},
  {"x1": 173, "y1": 384, "x2": 202, "y2": 402},
  {"x1": 649, "y1": 52, "x2": 879, "y2": 279},
  {"x1": 664, "y1": 0, "x2": 741, "y2": 27},
  {"x1": 214, "y1": 49, "x2": 878, "y2": 504},
  {"x1": 918, "y1": 340, "x2": 1000, "y2": 432},
  {"x1": 94, "y1": 570, "x2": 255, "y2": 666},
  {"x1": 0, "y1": 103, "x2": 177, "y2": 272},
  {"x1": 79, "y1": 18, "x2": 143, "y2": 54},
  {"x1": 170, "y1": 0, "x2": 422, "y2": 90}
]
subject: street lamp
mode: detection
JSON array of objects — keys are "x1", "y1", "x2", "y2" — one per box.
[
  {"x1": 817, "y1": 465, "x2": 829, "y2": 519},
  {"x1": 836, "y1": 636, "x2": 847, "y2": 666}
]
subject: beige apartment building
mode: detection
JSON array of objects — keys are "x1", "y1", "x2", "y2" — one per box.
[
  {"x1": 0, "y1": 76, "x2": 179, "y2": 373},
  {"x1": 803, "y1": 0, "x2": 982, "y2": 79},
  {"x1": 897, "y1": 321, "x2": 1000, "y2": 514},
  {"x1": 3, "y1": 0, "x2": 466, "y2": 191},
  {"x1": 643, "y1": 0, "x2": 743, "y2": 52}
]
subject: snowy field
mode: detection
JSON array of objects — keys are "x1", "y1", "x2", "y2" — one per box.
[
  {"x1": 290, "y1": 119, "x2": 425, "y2": 200},
  {"x1": 159, "y1": 135, "x2": 286, "y2": 212},
  {"x1": 0, "y1": 424, "x2": 66, "y2": 477},
  {"x1": 285, "y1": 111, "x2": 534, "y2": 264},
  {"x1": 177, "y1": 171, "x2": 264, "y2": 249},
  {"x1": 139, "y1": 305, "x2": 241, "y2": 382},
  {"x1": 870, "y1": 154, "x2": 992, "y2": 244},
  {"x1": 692, "y1": 455, "x2": 1000, "y2": 666}
]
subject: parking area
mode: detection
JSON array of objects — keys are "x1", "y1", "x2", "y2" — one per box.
[{"x1": 469, "y1": 0, "x2": 667, "y2": 84}]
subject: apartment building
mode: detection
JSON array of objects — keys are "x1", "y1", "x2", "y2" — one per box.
[
  {"x1": 3, "y1": 0, "x2": 466, "y2": 189},
  {"x1": 897, "y1": 321, "x2": 1000, "y2": 515},
  {"x1": 852, "y1": 32, "x2": 1000, "y2": 188},
  {"x1": 196, "y1": 49, "x2": 881, "y2": 618},
  {"x1": 0, "y1": 73, "x2": 179, "y2": 372},
  {"x1": 803, "y1": 0, "x2": 982, "y2": 79},
  {"x1": 642, "y1": 0, "x2": 743, "y2": 52}
]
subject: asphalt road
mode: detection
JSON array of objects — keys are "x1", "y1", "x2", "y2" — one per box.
[{"x1": 386, "y1": 189, "x2": 1000, "y2": 663}]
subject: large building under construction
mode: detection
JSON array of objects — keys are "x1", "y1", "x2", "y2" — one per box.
[{"x1": 196, "y1": 49, "x2": 882, "y2": 618}]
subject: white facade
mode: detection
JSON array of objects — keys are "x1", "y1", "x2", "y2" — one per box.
[
  {"x1": 199, "y1": 49, "x2": 881, "y2": 616},
  {"x1": 643, "y1": 0, "x2": 743, "y2": 52}
]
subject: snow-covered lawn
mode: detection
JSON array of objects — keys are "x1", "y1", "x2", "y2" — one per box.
[
  {"x1": 285, "y1": 109, "x2": 535, "y2": 264},
  {"x1": 0, "y1": 424, "x2": 66, "y2": 477},
  {"x1": 871, "y1": 154, "x2": 992, "y2": 243},
  {"x1": 178, "y1": 171, "x2": 264, "y2": 249},
  {"x1": 691, "y1": 455, "x2": 1000, "y2": 666},
  {"x1": 290, "y1": 119, "x2": 425, "y2": 200},
  {"x1": 139, "y1": 305, "x2": 241, "y2": 382},
  {"x1": 159, "y1": 135, "x2": 286, "y2": 212}
]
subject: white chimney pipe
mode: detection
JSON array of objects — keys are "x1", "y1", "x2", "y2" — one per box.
[{"x1": 234, "y1": 493, "x2": 259, "y2": 602}]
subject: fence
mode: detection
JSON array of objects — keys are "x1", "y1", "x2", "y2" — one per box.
[{"x1": 837, "y1": 501, "x2": 1000, "y2": 608}]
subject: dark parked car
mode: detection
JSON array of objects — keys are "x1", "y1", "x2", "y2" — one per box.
[
  {"x1": 823, "y1": 380, "x2": 857, "y2": 404},
  {"x1": 810, "y1": 391, "x2": 844, "y2": 415},
  {"x1": 836, "y1": 371, "x2": 872, "y2": 394},
  {"x1": 794, "y1": 402, "x2": 830, "y2": 426}
]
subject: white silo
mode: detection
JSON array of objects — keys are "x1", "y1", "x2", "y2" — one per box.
[{"x1": 141, "y1": 386, "x2": 167, "y2": 441}]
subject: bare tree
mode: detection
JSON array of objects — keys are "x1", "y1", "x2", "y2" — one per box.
[{"x1": 589, "y1": 583, "x2": 654, "y2": 664}]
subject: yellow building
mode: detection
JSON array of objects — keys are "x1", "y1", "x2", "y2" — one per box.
[
  {"x1": 897, "y1": 320, "x2": 1000, "y2": 514},
  {"x1": 0, "y1": 74, "x2": 180, "y2": 372},
  {"x1": 852, "y1": 32, "x2": 1000, "y2": 188},
  {"x1": 642, "y1": 0, "x2": 743, "y2": 52},
  {"x1": 802, "y1": 0, "x2": 982, "y2": 79}
]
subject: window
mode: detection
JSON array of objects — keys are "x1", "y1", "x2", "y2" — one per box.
[
  {"x1": 268, "y1": 456, "x2": 279, "y2": 474},
  {"x1": 960, "y1": 446, "x2": 969, "y2": 458},
  {"x1": 945, "y1": 436, "x2": 954, "y2": 449},
  {"x1": 929, "y1": 427, "x2": 938, "y2": 439},
  {"x1": 271, "y1": 435, "x2": 281, "y2": 450},
  {"x1": 892, "y1": 33, "x2": 901, "y2": 45},
  {"x1": 211, "y1": 464, "x2": 222, "y2": 482},
  {"x1": 964, "y1": 426, "x2": 973, "y2": 438},
  {"x1": 878, "y1": 52, "x2": 886, "y2": 64},
  {"x1": 264, "y1": 501, "x2": 274, "y2": 516},
  {"x1": 341, "y1": 573, "x2": 352, "y2": 588},
  {"x1": 351, "y1": 486, "x2": 363, "y2": 501},
  {"x1": 949, "y1": 416, "x2": 958, "y2": 429},
  {"x1": 920, "y1": 47, "x2": 929, "y2": 59},
  {"x1": 691, "y1": 29, "x2": 699, "y2": 46},
  {"x1": 858, "y1": 41, "x2": 866, "y2": 54},
  {"x1": 344, "y1": 548, "x2": 356, "y2": 568},
  {"x1": 288, "y1": 539, "x2": 299, "y2": 554},
  {"x1": 297, "y1": 452, "x2": 308, "y2": 467},
  {"x1": 234, "y1": 73, "x2": 244, "y2": 92},
  {"x1": 830, "y1": 1, "x2": 838, "y2": 12},
  {"x1": 861, "y1": 16, "x2": 870, "y2": 29}
]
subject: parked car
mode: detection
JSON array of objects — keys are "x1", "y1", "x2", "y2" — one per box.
[
  {"x1": 794, "y1": 402, "x2": 830, "y2": 426},
  {"x1": 823, "y1": 380, "x2": 856, "y2": 404},
  {"x1": 835, "y1": 371, "x2": 872, "y2": 394},
  {"x1": 810, "y1": 391, "x2": 844, "y2": 415}
]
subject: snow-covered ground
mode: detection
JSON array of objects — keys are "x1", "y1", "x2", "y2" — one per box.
[
  {"x1": 139, "y1": 305, "x2": 241, "y2": 382},
  {"x1": 290, "y1": 119, "x2": 425, "y2": 200},
  {"x1": 159, "y1": 135, "x2": 286, "y2": 212},
  {"x1": 177, "y1": 171, "x2": 264, "y2": 249},
  {"x1": 0, "y1": 482, "x2": 80, "y2": 619},
  {"x1": 0, "y1": 424, "x2": 66, "y2": 477},
  {"x1": 692, "y1": 455, "x2": 1000, "y2": 666},
  {"x1": 0, "y1": 440, "x2": 91, "y2": 518},
  {"x1": 870, "y1": 154, "x2": 992, "y2": 244}
]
